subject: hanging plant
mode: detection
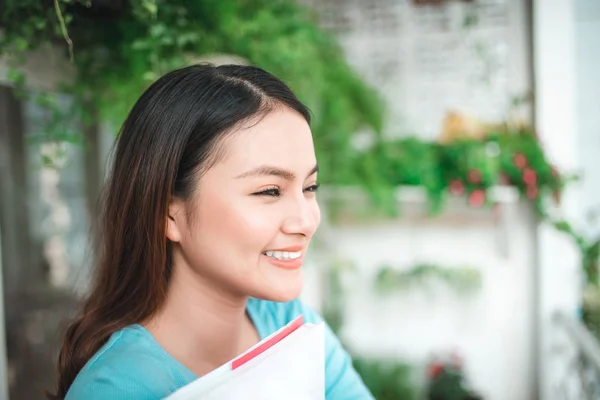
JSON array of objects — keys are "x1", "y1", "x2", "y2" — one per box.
[
  {"x1": 341, "y1": 128, "x2": 566, "y2": 217},
  {"x1": 374, "y1": 263, "x2": 482, "y2": 295}
]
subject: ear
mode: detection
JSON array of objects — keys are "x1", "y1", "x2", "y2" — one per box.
[{"x1": 166, "y1": 200, "x2": 184, "y2": 243}]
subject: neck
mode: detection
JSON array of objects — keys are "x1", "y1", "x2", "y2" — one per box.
[{"x1": 145, "y1": 254, "x2": 259, "y2": 376}]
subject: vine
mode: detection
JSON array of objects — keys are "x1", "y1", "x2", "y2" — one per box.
[
  {"x1": 332, "y1": 127, "x2": 567, "y2": 218},
  {"x1": 552, "y1": 214, "x2": 600, "y2": 287},
  {"x1": 53, "y1": 0, "x2": 74, "y2": 62}
]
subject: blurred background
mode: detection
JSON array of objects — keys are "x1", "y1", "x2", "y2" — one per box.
[{"x1": 0, "y1": 0, "x2": 599, "y2": 399}]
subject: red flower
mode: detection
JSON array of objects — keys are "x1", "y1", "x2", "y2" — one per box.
[
  {"x1": 513, "y1": 152, "x2": 528, "y2": 169},
  {"x1": 449, "y1": 179, "x2": 465, "y2": 196},
  {"x1": 468, "y1": 189, "x2": 486, "y2": 208},
  {"x1": 428, "y1": 362, "x2": 445, "y2": 380},
  {"x1": 522, "y1": 168, "x2": 537, "y2": 185},
  {"x1": 467, "y1": 168, "x2": 482, "y2": 184}
]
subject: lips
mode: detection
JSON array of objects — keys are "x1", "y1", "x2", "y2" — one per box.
[
  {"x1": 262, "y1": 251, "x2": 304, "y2": 270},
  {"x1": 261, "y1": 245, "x2": 306, "y2": 270}
]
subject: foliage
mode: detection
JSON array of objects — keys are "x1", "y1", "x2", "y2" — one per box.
[
  {"x1": 552, "y1": 217, "x2": 600, "y2": 287},
  {"x1": 582, "y1": 286, "x2": 600, "y2": 342},
  {"x1": 374, "y1": 263, "x2": 482, "y2": 295},
  {"x1": 353, "y1": 357, "x2": 420, "y2": 400},
  {"x1": 375, "y1": 137, "x2": 446, "y2": 214},
  {"x1": 344, "y1": 129, "x2": 566, "y2": 216},
  {"x1": 0, "y1": 0, "x2": 384, "y2": 185},
  {"x1": 551, "y1": 207, "x2": 600, "y2": 334}
]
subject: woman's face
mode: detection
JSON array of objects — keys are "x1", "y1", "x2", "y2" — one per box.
[{"x1": 168, "y1": 108, "x2": 321, "y2": 302}]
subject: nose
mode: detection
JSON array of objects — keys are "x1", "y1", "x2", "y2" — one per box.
[{"x1": 281, "y1": 196, "x2": 320, "y2": 238}]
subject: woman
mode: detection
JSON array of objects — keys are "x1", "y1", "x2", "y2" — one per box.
[{"x1": 48, "y1": 64, "x2": 374, "y2": 399}]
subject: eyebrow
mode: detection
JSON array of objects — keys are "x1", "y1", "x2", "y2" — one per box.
[{"x1": 235, "y1": 164, "x2": 319, "y2": 181}]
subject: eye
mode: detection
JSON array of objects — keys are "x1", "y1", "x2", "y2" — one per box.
[
  {"x1": 304, "y1": 183, "x2": 320, "y2": 193},
  {"x1": 253, "y1": 187, "x2": 281, "y2": 197}
]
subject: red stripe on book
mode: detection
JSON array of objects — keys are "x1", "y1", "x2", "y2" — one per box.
[{"x1": 232, "y1": 315, "x2": 304, "y2": 370}]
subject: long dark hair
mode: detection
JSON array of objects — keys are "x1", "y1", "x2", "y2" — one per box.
[{"x1": 48, "y1": 64, "x2": 311, "y2": 399}]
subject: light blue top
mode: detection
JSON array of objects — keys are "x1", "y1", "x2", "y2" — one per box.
[{"x1": 65, "y1": 298, "x2": 374, "y2": 399}]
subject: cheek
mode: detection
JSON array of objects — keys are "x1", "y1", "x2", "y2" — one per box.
[
  {"x1": 233, "y1": 208, "x2": 278, "y2": 245},
  {"x1": 195, "y1": 197, "x2": 277, "y2": 251}
]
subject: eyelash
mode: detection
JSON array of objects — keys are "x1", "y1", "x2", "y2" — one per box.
[{"x1": 254, "y1": 184, "x2": 320, "y2": 197}]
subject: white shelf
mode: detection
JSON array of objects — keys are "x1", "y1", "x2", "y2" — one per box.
[
  {"x1": 321, "y1": 185, "x2": 521, "y2": 204},
  {"x1": 393, "y1": 185, "x2": 520, "y2": 204}
]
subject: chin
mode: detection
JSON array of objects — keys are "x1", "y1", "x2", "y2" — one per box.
[{"x1": 255, "y1": 273, "x2": 304, "y2": 303}]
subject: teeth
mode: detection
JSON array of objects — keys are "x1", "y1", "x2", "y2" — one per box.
[{"x1": 264, "y1": 250, "x2": 302, "y2": 260}]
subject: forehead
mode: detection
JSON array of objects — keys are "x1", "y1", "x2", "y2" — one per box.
[{"x1": 218, "y1": 109, "x2": 316, "y2": 173}]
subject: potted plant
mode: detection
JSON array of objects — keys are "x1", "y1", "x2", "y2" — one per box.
[{"x1": 426, "y1": 352, "x2": 483, "y2": 400}]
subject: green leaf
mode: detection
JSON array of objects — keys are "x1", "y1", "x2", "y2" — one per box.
[
  {"x1": 142, "y1": 0, "x2": 158, "y2": 18},
  {"x1": 14, "y1": 37, "x2": 30, "y2": 52},
  {"x1": 6, "y1": 68, "x2": 26, "y2": 85}
]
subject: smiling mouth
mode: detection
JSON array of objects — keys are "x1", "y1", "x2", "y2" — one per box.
[{"x1": 262, "y1": 250, "x2": 302, "y2": 261}]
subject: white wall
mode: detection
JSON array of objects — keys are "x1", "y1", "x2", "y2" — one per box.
[
  {"x1": 533, "y1": 1, "x2": 589, "y2": 399},
  {"x1": 575, "y1": 0, "x2": 600, "y2": 236}
]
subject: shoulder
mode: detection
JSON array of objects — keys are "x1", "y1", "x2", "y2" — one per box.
[{"x1": 65, "y1": 326, "x2": 190, "y2": 400}]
